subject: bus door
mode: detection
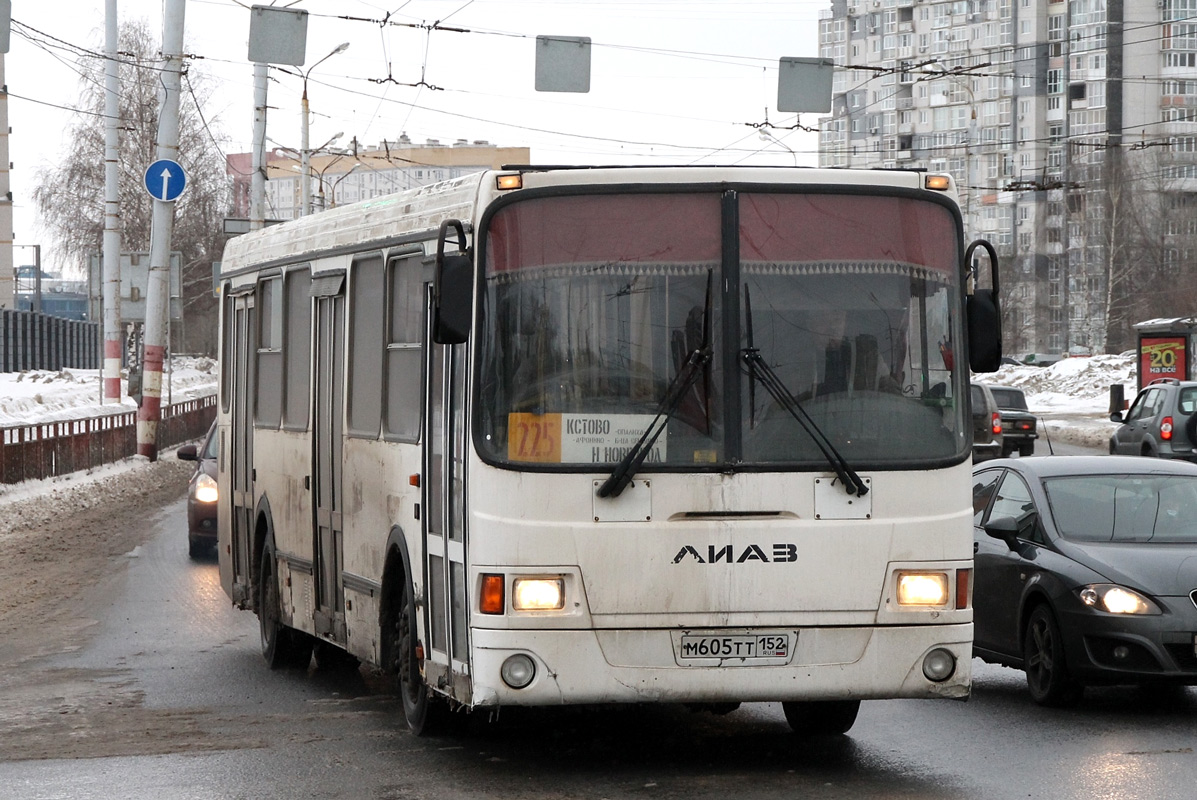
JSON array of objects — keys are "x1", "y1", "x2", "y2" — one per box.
[
  {"x1": 422, "y1": 284, "x2": 470, "y2": 700},
  {"x1": 313, "y1": 290, "x2": 347, "y2": 640},
  {"x1": 228, "y1": 291, "x2": 256, "y2": 606}
]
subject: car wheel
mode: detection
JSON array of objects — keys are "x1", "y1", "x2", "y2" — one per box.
[
  {"x1": 312, "y1": 639, "x2": 361, "y2": 672},
  {"x1": 188, "y1": 536, "x2": 205, "y2": 560},
  {"x1": 258, "y1": 545, "x2": 313, "y2": 670},
  {"x1": 1019, "y1": 443, "x2": 1034, "y2": 457},
  {"x1": 782, "y1": 700, "x2": 861, "y2": 736},
  {"x1": 1022, "y1": 605, "x2": 1082, "y2": 707},
  {"x1": 391, "y1": 577, "x2": 452, "y2": 735}
]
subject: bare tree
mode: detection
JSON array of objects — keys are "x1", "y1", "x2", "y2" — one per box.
[{"x1": 33, "y1": 18, "x2": 230, "y2": 355}]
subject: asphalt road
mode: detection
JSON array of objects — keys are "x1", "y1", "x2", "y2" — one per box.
[{"x1": 2, "y1": 474, "x2": 1196, "y2": 799}]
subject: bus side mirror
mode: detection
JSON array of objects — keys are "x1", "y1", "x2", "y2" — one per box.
[
  {"x1": 965, "y1": 239, "x2": 1002, "y2": 373},
  {"x1": 434, "y1": 219, "x2": 472, "y2": 345}
]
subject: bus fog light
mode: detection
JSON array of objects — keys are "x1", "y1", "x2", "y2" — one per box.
[
  {"x1": 922, "y1": 648, "x2": 956, "y2": 682},
  {"x1": 500, "y1": 654, "x2": 536, "y2": 689}
]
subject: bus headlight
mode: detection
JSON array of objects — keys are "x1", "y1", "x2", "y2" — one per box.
[
  {"x1": 512, "y1": 577, "x2": 565, "y2": 611},
  {"x1": 897, "y1": 572, "x2": 949, "y2": 606},
  {"x1": 194, "y1": 473, "x2": 218, "y2": 504}
]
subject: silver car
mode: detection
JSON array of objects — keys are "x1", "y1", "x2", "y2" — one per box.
[{"x1": 1109, "y1": 379, "x2": 1197, "y2": 462}]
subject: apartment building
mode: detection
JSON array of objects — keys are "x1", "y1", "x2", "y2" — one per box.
[
  {"x1": 228, "y1": 135, "x2": 531, "y2": 222},
  {"x1": 817, "y1": 0, "x2": 1197, "y2": 354}
]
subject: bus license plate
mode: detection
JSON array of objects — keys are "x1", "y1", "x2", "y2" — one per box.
[{"x1": 677, "y1": 633, "x2": 792, "y2": 665}]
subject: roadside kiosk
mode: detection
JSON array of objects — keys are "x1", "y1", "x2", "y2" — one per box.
[{"x1": 1132, "y1": 317, "x2": 1197, "y2": 391}]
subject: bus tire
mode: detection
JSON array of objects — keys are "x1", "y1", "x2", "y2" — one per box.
[
  {"x1": 781, "y1": 699, "x2": 860, "y2": 736},
  {"x1": 392, "y1": 577, "x2": 451, "y2": 735},
  {"x1": 258, "y1": 544, "x2": 313, "y2": 670}
]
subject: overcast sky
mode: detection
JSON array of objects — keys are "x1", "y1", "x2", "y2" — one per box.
[{"x1": 7, "y1": 0, "x2": 830, "y2": 273}]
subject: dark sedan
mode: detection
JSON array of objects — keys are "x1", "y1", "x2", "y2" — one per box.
[
  {"x1": 972, "y1": 455, "x2": 1197, "y2": 706},
  {"x1": 178, "y1": 422, "x2": 218, "y2": 559}
]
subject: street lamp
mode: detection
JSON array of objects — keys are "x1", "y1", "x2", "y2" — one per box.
[
  {"x1": 300, "y1": 42, "x2": 349, "y2": 217},
  {"x1": 321, "y1": 163, "x2": 361, "y2": 210}
]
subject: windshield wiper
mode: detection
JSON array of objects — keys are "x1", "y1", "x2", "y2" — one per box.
[
  {"x1": 741, "y1": 286, "x2": 869, "y2": 497},
  {"x1": 597, "y1": 272, "x2": 713, "y2": 499}
]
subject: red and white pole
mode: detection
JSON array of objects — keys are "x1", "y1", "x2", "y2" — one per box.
[{"x1": 137, "y1": 0, "x2": 186, "y2": 460}]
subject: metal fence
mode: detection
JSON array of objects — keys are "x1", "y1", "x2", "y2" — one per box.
[
  {"x1": 0, "y1": 393, "x2": 216, "y2": 484},
  {"x1": 1, "y1": 309, "x2": 100, "y2": 372}
]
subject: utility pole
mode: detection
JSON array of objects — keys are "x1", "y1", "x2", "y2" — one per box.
[
  {"x1": 102, "y1": 0, "x2": 123, "y2": 403},
  {"x1": 0, "y1": 53, "x2": 12, "y2": 309},
  {"x1": 137, "y1": 0, "x2": 185, "y2": 461},
  {"x1": 250, "y1": 63, "x2": 267, "y2": 231}
]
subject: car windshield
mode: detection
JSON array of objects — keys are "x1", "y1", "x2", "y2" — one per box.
[
  {"x1": 476, "y1": 189, "x2": 968, "y2": 470},
  {"x1": 989, "y1": 388, "x2": 1027, "y2": 410},
  {"x1": 1044, "y1": 474, "x2": 1197, "y2": 543}
]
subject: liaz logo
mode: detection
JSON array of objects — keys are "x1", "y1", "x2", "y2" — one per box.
[{"x1": 672, "y1": 544, "x2": 798, "y2": 564}]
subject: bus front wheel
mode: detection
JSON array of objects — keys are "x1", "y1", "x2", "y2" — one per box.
[
  {"x1": 782, "y1": 699, "x2": 860, "y2": 736},
  {"x1": 392, "y1": 578, "x2": 451, "y2": 736},
  {"x1": 258, "y1": 544, "x2": 313, "y2": 670}
]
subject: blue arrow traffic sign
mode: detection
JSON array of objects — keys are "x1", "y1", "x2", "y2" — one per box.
[{"x1": 144, "y1": 159, "x2": 187, "y2": 202}]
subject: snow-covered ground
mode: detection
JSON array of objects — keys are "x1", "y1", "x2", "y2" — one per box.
[
  {"x1": 0, "y1": 356, "x2": 219, "y2": 426},
  {"x1": 978, "y1": 352, "x2": 1136, "y2": 449}
]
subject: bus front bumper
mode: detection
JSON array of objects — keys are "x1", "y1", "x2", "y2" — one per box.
[{"x1": 466, "y1": 623, "x2": 972, "y2": 707}]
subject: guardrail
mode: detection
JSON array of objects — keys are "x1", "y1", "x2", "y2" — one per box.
[{"x1": 0, "y1": 393, "x2": 216, "y2": 484}]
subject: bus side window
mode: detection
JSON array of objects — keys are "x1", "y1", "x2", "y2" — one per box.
[
  {"x1": 385, "y1": 254, "x2": 424, "y2": 442},
  {"x1": 255, "y1": 276, "x2": 283, "y2": 428},
  {"x1": 348, "y1": 256, "x2": 385, "y2": 438},
  {"x1": 283, "y1": 267, "x2": 312, "y2": 429}
]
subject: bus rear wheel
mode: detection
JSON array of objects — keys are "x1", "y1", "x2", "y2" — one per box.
[
  {"x1": 258, "y1": 544, "x2": 313, "y2": 670},
  {"x1": 392, "y1": 578, "x2": 451, "y2": 736},
  {"x1": 782, "y1": 699, "x2": 860, "y2": 736}
]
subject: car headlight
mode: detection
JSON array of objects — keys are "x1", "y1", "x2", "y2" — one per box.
[
  {"x1": 194, "y1": 473, "x2": 218, "y2": 504},
  {"x1": 897, "y1": 572, "x2": 949, "y2": 606},
  {"x1": 1078, "y1": 584, "x2": 1160, "y2": 615}
]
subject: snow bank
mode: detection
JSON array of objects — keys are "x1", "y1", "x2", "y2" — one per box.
[{"x1": 0, "y1": 356, "x2": 218, "y2": 426}]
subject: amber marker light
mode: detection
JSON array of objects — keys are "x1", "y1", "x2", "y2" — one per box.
[
  {"x1": 956, "y1": 568, "x2": 971, "y2": 610},
  {"x1": 496, "y1": 174, "x2": 523, "y2": 190},
  {"x1": 924, "y1": 174, "x2": 951, "y2": 191},
  {"x1": 480, "y1": 573, "x2": 505, "y2": 614}
]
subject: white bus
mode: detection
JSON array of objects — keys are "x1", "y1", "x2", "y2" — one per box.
[{"x1": 216, "y1": 166, "x2": 1002, "y2": 736}]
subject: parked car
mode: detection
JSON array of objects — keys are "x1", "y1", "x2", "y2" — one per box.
[
  {"x1": 970, "y1": 382, "x2": 1003, "y2": 461},
  {"x1": 971, "y1": 455, "x2": 1197, "y2": 706},
  {"x1": 178, "y1": 422, "x2": 218, "y2": 559},
  {"x1": 1109, "y1": 378, "x2": 1197, "y2": 462},
  {"x1": 979, "y1": 383, "x2": 1038, "y2": 457}
]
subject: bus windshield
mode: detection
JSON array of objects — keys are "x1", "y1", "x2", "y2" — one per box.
[{"x1": 477, "y1": 189, "x2": 967, "y2": 470}]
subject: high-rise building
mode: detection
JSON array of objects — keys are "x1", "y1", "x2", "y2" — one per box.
[{"x1": 817, "y1": 0, "x2": 1197, "y2": 355}]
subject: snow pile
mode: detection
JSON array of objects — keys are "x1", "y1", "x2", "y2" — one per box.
[
  {"x1": 982, "y1": 353, "x2": 1136, "y2": 415},
  {"x1": 0, "y1": 356, "x2": 218, "y2": 426}
]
